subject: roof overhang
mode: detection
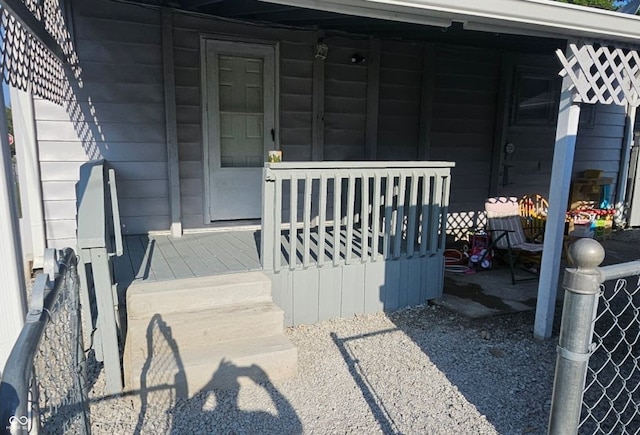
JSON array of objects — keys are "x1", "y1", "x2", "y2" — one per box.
[{"x1": 257, "y1": 0, "x2": 640, "y2": 44}]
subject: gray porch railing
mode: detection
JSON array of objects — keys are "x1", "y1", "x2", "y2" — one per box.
[
  {"x1": 261, "y1": 162, "x2": 454, "y2": 272},
  {"x1": 0, "y1": 248, "x2": 90, "y2": 435},
  {"x1": 76, "y1": 159, "x2": 123, "y2": 394},
  {"x1": 548, "y1": 238, "x2": 640, "y2": 434}
]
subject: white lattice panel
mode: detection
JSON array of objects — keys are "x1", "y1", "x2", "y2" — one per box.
[{"x1": 557, "y1": 43, "x2": 640, "y2": 107}]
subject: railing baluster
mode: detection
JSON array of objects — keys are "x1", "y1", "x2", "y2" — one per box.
[
  {"x1": 420, "y1": 172, "x2": 430, "y2": 257},
  {"x1": 383, "y1": 172, "x2": 394, "y2": 260},
  {"x1": 394, "y1": 173, "x2": 407, "y2": 259},
  {"x1": 290, "y1": 175, "x2": 298, "y2": 270},
  {"x1": 333, "y1": 174, "x2": 342, "y2": 266},
  {"x1": 429, "y1": 173, "x2": 442, "y2": 255},
  {"x1": 371, "y1": 173, "x2": 381, "y2": 261},
  {"x1": 273, "y1": 175, "x2": 282, "y2": 272},
  {"x1": 107, "y1": 168, "x2": 123, "y2": 257},
  {"x1": 406, "y1": 171, "x2": 419, "y2": 258},
  {"x1": 303, "y1": 174, "x2": 312, "y2": 268},
  {"x1": 318, "y1": 175, "x2": 327, "y2": 267},
  {"x1": 345, "y1": 174, "x2": 356, "y2": 265},
  {"x1": 439, "y1": 173, "x2": 451, "y2": 251},
  {"x1": 361, "y1": 173, "x2": 369, "y2": 263}
]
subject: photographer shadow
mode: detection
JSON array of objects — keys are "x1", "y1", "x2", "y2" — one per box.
[{"x1": 171, "y1": 359, "x2": 302, "y2": 434}]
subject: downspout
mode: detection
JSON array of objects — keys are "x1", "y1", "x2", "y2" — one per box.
[{"x1": 616, "y1": 103, "x2": 637, "y2": 224}]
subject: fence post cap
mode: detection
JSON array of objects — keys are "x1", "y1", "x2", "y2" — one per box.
[{"x1": 568, "y1": 238, "x2": 605, "y2": 270}]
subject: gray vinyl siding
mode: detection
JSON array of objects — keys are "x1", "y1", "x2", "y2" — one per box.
[
  {"x1": 502, "y1": 105, "x2": 626, "y2": 204},
  {"x1": 574, "y1": 103, "x2": 627, "y2": 203},
  {"x1": 279, "y1": 41, "x2": 314, "y2": 161},
  {"x1": 500, "y1": 124, "x2": 557, "y2": 199},
  {"x1": 429, "y1": 47, "x2": 500, "y2": 213},
  {"x1": 377, "y1": 40, "x2": 422, "y2": 160},
  {"x1": 35, "y1": 0, "x2": 167, "y2": 248},
  {"x1": 323, "y1": 36, "x2": 368, "y2": 161}
]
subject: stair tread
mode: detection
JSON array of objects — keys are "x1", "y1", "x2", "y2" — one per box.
[
  {"x1": 127, "y1": 334, "x2": 296, "y2": 372},
  {"x1": 126, "y1": 271, "x2": 271, "y2": 295},
  {"x1": 128, "y1": 300, "x2": 283, "y2": 321}
]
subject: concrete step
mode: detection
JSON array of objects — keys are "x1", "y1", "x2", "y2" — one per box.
[
  {"x1": 125, "y1": 334, "x2": 298, "y2": 396},
  {"x1": 126, "y1": 302, "x2": 285, "y2": 353},
  {"x1": 126, "y1": 272, "x2": 272, "y2": 317}
]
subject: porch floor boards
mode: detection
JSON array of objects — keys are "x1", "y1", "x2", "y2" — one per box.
[
  {"x1": 115, "y1": 231, "x2": 262, "y2": 285},
  {"x1": 114, "y1": 227, "x2": 415, "y2": 285}
]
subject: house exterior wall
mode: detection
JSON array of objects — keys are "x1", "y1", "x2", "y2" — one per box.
[
  {"x1": 322, "y1": 36, "x2": 369, "y2": 161},
  {"x1": 170, "y1": 12, "x2": 320, "y2": 227},
  {"x1": 499, "y1": 54, "x2": 627, "y2": 206},
  {"x1": 377, "y1": 40, "x2": 423, "y2": 161},
  {"x1": 501, "y1": 102, "x2": 626, "y2": 205},
  {"x1": 574, "y1": 103, "x2": 627, "y2": 201},
  {"x1": 35, "y1": 0, "x2": 168, "y2": 248},
  {"x1": 429, "y1": 46, "x2": 500, "y2": 215},
  {"x1": 31, "y1": 0, "x2": 629, "y2": 244}
]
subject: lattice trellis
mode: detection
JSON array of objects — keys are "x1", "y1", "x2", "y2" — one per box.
[
  {"x1": 557, "y1": 43, "x2": 640, "y2": 107},
  {"x1": 0, "y1": 0, "x2": 76, "y2": 103}
]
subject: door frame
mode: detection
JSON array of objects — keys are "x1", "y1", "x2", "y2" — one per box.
[{"x1": 200, "y1": 35, "x2": 280, "y2": 223}]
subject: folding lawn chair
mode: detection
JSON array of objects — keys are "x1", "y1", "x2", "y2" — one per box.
[{"x1": 483, "y1": 197, "x2": 544, "y2": 285}]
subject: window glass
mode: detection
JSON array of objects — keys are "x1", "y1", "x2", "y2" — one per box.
[{"x1": 511, "y1": 70, "x2": 559, "y2": 125}]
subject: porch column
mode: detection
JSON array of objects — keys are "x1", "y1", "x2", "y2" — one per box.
[
  {"x1": 11, "y1": 85, "x2": 46, "y2": 269},
  {"x1": 161, "y1": 7, "x2": 182, "y2": 237},
  {"x1": 0, "y1": 83, "x2": 27, "y2": 372},
  {"x1": 616, "y1": 103, "x2": 637, "y2": 213},
  {"x1": 534, "y1": 61, "x2": 581, "y2": 340}
]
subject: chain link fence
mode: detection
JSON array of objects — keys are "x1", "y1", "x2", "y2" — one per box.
[
  {"x1": 548, "y1": 239, "x2": 640, "y2": 435},
  {"x1": 580, "y1": 276, "x2": 640, "y2": 434},
  {"x1": 0, "y1": 248, "x2": 90, "y2": 435}
]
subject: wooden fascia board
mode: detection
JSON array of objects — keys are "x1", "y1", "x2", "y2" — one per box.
[{"x1": 258, "y1": 0, "x2": 640, "y2": 44}]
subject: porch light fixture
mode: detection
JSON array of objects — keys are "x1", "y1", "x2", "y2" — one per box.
[
  {"x1": 351, "y1": 53, "x2": 366, "y2": 64},
  {"x1": 315, "y1": 42, "x2": 328, "y2": 60}
]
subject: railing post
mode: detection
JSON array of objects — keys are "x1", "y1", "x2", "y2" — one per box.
[
  {"x1": 76, "y1": 160, "x2": 122, "y2": 394},
  {"x1": 261, "y1": 167, "x2": 275, "y2": 271},
  {"x1": 548, "y1": 238, "x2": 604, "y2": 435}
]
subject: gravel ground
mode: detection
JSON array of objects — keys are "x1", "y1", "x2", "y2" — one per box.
[
  {"x1": 15, "y1": 229, "x2": 636, "y2": 433},
  {"x1": 81, "y1": 229, "x2": 640, "y2": 434},
  {"x1": 87, "y1": 306, "x2": 558, "y2": 434}
]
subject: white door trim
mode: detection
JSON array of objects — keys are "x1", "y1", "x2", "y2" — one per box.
[{"x1": 201, "y1": 37, "x2": 279, "y2": 223}]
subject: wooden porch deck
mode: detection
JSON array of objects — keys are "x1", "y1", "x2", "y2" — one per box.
[
  {"x1": 114, "y1": 231, "x2": 262, "y2": 285},
  {"x1": 114, "y1": 227, "x2": 388, "y2": 285}
]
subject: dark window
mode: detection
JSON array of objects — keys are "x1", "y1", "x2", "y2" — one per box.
[
  {"x1": 579, "y1": 103, "x2": 596, "y2": 128},
  {"x1": 511, "y1": 69, "x2": 559, "y2": 126}
]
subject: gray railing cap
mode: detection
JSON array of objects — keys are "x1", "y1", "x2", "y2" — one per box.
[{"x1": 264, "y1": 161, "x2": 455, "y2": 170}]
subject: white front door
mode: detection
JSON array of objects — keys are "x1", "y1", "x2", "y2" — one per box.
[{"x1": 204, "y1": 40, "x2": 276, "y2": 221}]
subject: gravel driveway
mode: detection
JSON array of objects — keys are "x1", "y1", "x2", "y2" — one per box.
[{"x1": 88, "y1": 305, "x2": 557, "y2": 434}]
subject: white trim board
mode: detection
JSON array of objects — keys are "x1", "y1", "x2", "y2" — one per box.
[{"x1": 258, "y1": 0, "x2": 640, "y2": 44}]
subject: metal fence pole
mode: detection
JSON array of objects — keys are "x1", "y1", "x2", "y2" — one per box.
[{"x1": 548, "y1": 238, "x2": 605, "y2": 435}]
